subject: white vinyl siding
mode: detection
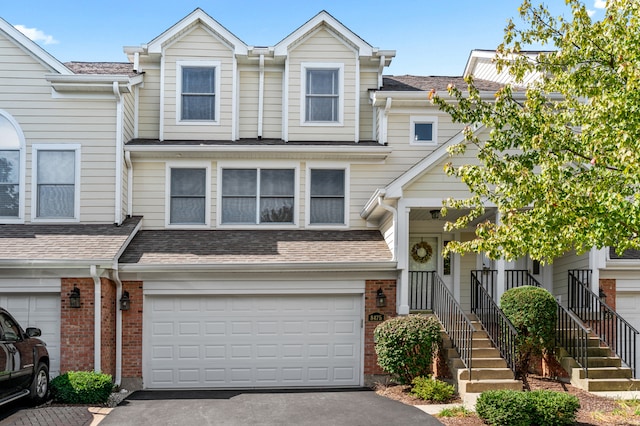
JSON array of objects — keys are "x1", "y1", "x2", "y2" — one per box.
[
  {"x1": 553, "y1": 251, "x2": 590, "y2": 304},
  {"x1": 163, "y1": 26, "x2": 234, "y2": 140}
]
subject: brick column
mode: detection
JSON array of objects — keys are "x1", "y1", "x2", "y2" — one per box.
[
  {"x1": 122, "y1": 281, "x2": 143, "y2": 383},
  {"x1": 599, "y1": 278, "x2": 616, "y2": 310},
  {"x1": 101, "y1": 278, "x2": 117, "y2": 377},
  {"x1": 60, "y1": 278, "x2": 95, "y2": 372},
  {"x1": 364, "y1": 279, "x2": 396, "y2": 383}
]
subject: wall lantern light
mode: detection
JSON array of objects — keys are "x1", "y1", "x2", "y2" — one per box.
[
  {"x1": 120, "y1": 291, "x2": 131, "y2": 311},
  {"x1": 69, "y1": 286, "x2": 81, "y2": 308},
  {"x1": 430, "y1": 209, "x2": 441, "y2": 220},
  {"x1": 376, "y1": 288, "x2": 387, "y2": 308}
]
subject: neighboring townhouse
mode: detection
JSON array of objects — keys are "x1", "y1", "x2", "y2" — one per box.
[{"x1": 1, "y1": 9, "x2": 638, "y2": 392}]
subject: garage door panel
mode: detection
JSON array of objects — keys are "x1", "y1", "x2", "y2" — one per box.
[
  {"x1": 616, "y1": 292, "x2": 640, "y2": 378},
  {"x1": 146, "y1": 294, "x2": 362, "y2": 388}
]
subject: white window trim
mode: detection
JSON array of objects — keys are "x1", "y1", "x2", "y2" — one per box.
[
  {"x1": 31, "y1": 144, "x2": 81, "y2": 223},
  {"x1": 176, "y1": 60, "x2": 221, "y2": 126},
  {"x1": 0, "y1": 110, "x2": 26, "y2": 224},
  {"x1": 216, "y1": 160, "x2": 299, "y2": 228},
  {"x1": 410, "y1": 115, "x2": 438, "y2": 146},
  {"x1": 165, "y1": 161, "x2": 211, "y2": 229},
  {"x1": 305, "y1": 163, "x2": 349, "y2": 229},
  {"x1": 300, "y1": 62, "x2": 344, "y2": 127}
]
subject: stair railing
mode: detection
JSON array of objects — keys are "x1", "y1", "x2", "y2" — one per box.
[
  {"x1": 569, "y1": 269, "x2": 639, "y2": 377},
  {"x1": 555, "y1": 302, "x2": 590, "y2": 377},
  {"x1": 471, "y1": 271, "x2": 518, "y2": 377},
  {"x1": 431, "y1": 272, "x2": 475, "y2": 378},
  {"x1": 408, "y1": 270, "x2": 435, "y2": 311},
  {"x1": 505, "y1": 269, "x2": 542, "y2": 290}
]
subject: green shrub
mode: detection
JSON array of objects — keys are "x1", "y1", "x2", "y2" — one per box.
[
  {"x1": 476, "y1": 390, "x2": 532, "y2": 426},
  {"x1": 410, "y1": 376, "x2": 455, "y2": 402},
  {"x1": 476, "y1": 389, "x2": 580, "y2": 426},
  {"x1": 50, "y1": 371, "x2": 113, "y2": 404},
  {"x1": 500, "y1": 286, "x2": 557, "y2": 379},
  {"x1": 374, "y1": 314, "x2": 441, "y2": 384}
]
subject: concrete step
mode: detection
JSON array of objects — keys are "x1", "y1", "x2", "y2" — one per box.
[
  {"x1": 451, "y1": 358, "x2": 508, "y2": 369},
  {"x1": 573, "y1": 367, "x2": 633, "y2": 380},
  {"x1": 459, "y1": 379, "x2": 523, "y2": 393},
  {"x1": 575, "y1": 377, "x2": 640, "y2": 392},
  {"x1": 445, "y1": 347, "x2": 501, "y2": 359},
  {"x1": 458, "y1": 368, "x2": 515, "y2": 381},
  {"x1": 469, "y1": 338, "x2": 495, "y2": 349}
]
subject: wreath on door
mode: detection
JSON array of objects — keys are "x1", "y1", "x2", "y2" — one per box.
[{"x1": 411, "y1": 241, "x2": 433, "y2": 263}]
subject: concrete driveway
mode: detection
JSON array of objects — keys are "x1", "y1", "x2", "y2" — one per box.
[{"x1": 99, "y1": 388, "x2": 443, "y2": 426}]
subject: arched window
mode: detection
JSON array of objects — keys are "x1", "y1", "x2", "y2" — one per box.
[{"x1": 0, "y1": 111, "x2": 25, "y2": 222}]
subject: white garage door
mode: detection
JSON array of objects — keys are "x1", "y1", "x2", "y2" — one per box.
[
  {"x1": 0, "y1": 294, "x2": 61, "y2": 376},
  {"x1": 616, "y1": 292, "x2": 640, "y2": 378},
  {"x1": 145, "y1": 294, "x2": 362, "y2": 388}
]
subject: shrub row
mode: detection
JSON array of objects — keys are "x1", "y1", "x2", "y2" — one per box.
[
  {"x1": 50, "y1": 371, "x2": 113, "y2": 404},
  {"x1": 476, "y1": 389, "x2": 580, "y2": 426}
]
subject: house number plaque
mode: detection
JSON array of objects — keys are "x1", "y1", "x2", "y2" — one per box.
[{"x1": 368, "y1": 312, "x2": 385, "y2": 322}]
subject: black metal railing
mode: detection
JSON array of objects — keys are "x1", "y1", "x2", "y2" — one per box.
[
  {"x1": 505, "y1": 269, "x2": 543, "y2": 290},
  {"x1": 471, "y1": 271, "x2": 518, "y2": 377},
  {"x1": 431, "y1": 272, "x2": 475, "y2": 377},
  {"x1": 556, "y1": 302, "x2": 590, "y2": 377},
  {"x1": 569, "y1": 269, "x2": 639, "y2": 377},
  {"x1": 409, "y1": 271, "x2": 435, "y2": 311},
  {"x1": 474, "y1": 269, "x2": 498, "y2": 300}
]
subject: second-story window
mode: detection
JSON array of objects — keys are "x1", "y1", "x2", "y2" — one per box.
[
  {"x1": 221, "y1": 168, "x2": 295, "y2": 225},
  {"x1": 180, "y1": 65, "x2": 216, "y2": 121},
  {"x1": 0, "y1": 111, "x2": 25, "y2": 223},
  {"x1": 33, "y1": 145, "x2": 80, "y2": 221},
  {"x1": 309, "y1": 169, "x2": 345, "y2": 225},
  {"x1": 169, "y1": 168, "x2": 207, "y2": 225}
]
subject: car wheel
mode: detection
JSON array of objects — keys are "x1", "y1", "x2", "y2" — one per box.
[{"x1": 29, "y1": 362, "x2": 49, "y2": 404}]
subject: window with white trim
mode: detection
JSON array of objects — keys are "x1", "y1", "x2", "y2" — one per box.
[
  {"x1": 0, "y1": 112, "x2": 24, "y2": 223},
  {"x1": 309, "y1": 169, "x2": 345, "y2": 225},
  {"x1": 302, "y1": 63, "x2": 344, "y2": 124},
  {"x1": 33, "y1": 146, "x2": 80, "y2": 220},
  {"x1": 177, "y1": 61, "x2": 220, "y2": 123},
  {"x1": 169, "y1": 167, "x2": 208, "y2": 225},
  {"x1": 221, "y1": 168, "x2": 295, "y2": 224},
  {"x1": 410, "y1": 116, "x2": 438, "y2": 145}
]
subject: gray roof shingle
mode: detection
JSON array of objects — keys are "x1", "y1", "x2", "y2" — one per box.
[
  {"x1": 119, "y1": 229, "x2": 393, "y2": 265},
  {"x1": 381, "y1": 75, "x2": 507, "y2": 92},
  {"x1": 64, "y1": 62, "x2": 138, "y2": 76},
  {"x1": 0, "y1": 216, "x2": 141, "y2": 262}
]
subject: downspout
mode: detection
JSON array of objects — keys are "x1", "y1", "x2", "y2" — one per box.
[
  {"x1": 113, "y1": 81, "x2": 123, "y2": 225},
  {"x1": 382, "y1": 97, "x2": 392, "y2": 145},
  {"x1": 90, "y1": 265, "x2": 101, "y2": 373},
  {"x1": 124, "y1": 151, "x2": 133, "y2": 217},
  {"x1": 377, "y1": 195, "x2": 397, "y2": 262},
  {"x1": 112, "y1": 266, "x2": 124, "y2": 387},
  {"x1": 258, "y1": 54, "x2": 265, "y2": 139}
]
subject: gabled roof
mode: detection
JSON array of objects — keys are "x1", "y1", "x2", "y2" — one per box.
[
  {"x1": 0, "y1": 216, "x2": 142, "y2": 267},
  {"x1": 274, "y1": 10, "x2": 376, "y2": 57},
  {"x1": 145, "y1": 8, "x2": 248, "y2": 56},
  {"x1": 119, "y1": 229, "x2": 394, "y2": 271},
  {"x1": 0, "y1": 16, "x2": 71, "y2": 75},
  {"x1": 381, "y1": 75, "x2": 504, "y2": 92}
]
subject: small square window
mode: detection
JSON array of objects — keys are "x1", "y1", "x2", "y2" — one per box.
[{"x1": 410, "y1": 116, "x2": 438, "y2": 145}]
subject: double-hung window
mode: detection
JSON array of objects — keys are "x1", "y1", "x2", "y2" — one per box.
[
  {"x1": 0, "y1": 112, "x2": 24, "y2": 222},
  {"x1": 309, "y1": 169, "x2": 346, "y2": 226},
  {"x1": 221, "y1": 168, "x2": 295, "y2": 225},
  {"x1": 168, "y1": 166, "x2": 209, "y2": 226},
  {"x1": 33, "y1": 145, "x2": 80, "y2": 221},
  {"x1": 303, "y1": 63, "x2": 343, "y2": 124},
  {"x1": 178, "y1": 61, "x2": 220, "y2": 123}
]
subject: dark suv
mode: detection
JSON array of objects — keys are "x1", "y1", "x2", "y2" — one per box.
[{"x1": 0, "y1": 308, "x2": 49, "y2": 406}]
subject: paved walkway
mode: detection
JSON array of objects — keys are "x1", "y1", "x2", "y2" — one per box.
[{"x1": 0, "y1": 406, "x2": 110, "y2": 426}]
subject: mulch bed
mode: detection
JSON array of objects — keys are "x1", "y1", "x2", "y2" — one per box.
[{"x1": 376, "y1": 375, "x2": 640, "y2": 426}]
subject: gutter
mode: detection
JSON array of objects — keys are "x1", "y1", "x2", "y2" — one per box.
[
  {"x1": 119, "y1": 261, "x2": 398, "y2": 274},
  {"x1": 113, "y1": 81, "x2": 124, "y2": 225},
  {"x1": 111, "y1": 266, "x2": 124, "y2": 387},
  {"x1": 124, "y1": 151, "x2": 133, "y2": 217}
]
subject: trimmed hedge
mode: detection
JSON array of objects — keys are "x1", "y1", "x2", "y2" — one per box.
[
  {"x1": 374, "y1": 314, "x2": 441, "y2": 384},
  {"x1": 50, "y1": 371, "x2": 113, "y2": 404},
  {"x1": 476, "y1": 389, "x2": 580, "y2": 426},
  {"x1": 500, "y1": 285, "x2": 557, "y2": 378},
  {"x1": 410, "y1": 376, "x2": 455, "y2": 402}
]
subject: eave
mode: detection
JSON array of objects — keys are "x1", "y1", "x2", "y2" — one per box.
[
  {"x1": 45, "y1": 74, "x2": 142, "y2": 94},
  {"x1": 119, "y1": 261, "x2": 398, "y2": 274}
]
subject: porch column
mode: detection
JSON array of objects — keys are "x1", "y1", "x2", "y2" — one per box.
[
  {"x1": 397, "y1": 204, "x2": 410, "y2": 315},
  {"x1": 495, "y1": 211, "x2": 506, "y2": 301}
]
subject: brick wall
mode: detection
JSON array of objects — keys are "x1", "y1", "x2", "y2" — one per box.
[
  {"x1": 364, "y1": 279, "x2": 396, "y2": 376},
  {"x1": 60, "y1": 278, "x2": 95, "y2": 372},
  {"x1": 101, "y1": 278, "x2": 116, "y2": 377},
  {"x1": 599, "y1": 278, "x2": 616, "y2": 310},
  {"x1": 122, "y1": 281, "x2": 143, "y2": 379}
]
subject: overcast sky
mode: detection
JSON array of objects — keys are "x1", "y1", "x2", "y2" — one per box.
[{"x1": 2, "y1": 0, "x2": 607, "y2": 76}]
